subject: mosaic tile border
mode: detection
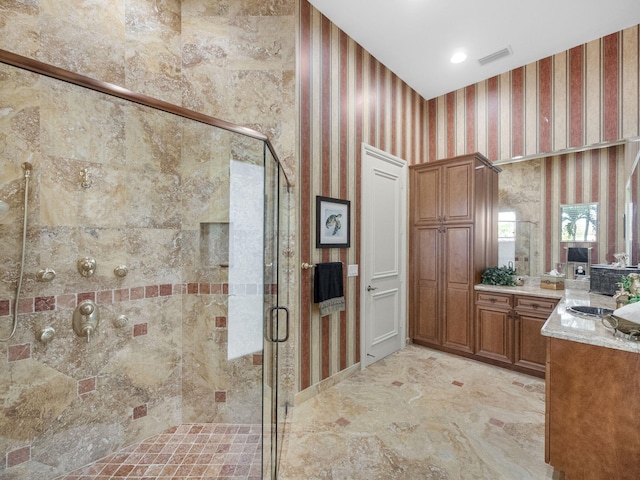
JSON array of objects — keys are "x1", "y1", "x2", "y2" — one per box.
[{"x1": 0, "y1": 283, "x2": 278, "y2": 317}]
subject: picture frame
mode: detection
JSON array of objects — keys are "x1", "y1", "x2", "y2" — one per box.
[{"x1": 316, "y1": 195, "x2": 350, "y2": 248}]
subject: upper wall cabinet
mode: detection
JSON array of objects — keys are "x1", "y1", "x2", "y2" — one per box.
[{"x1": 412, "y1": 158, "x2": 475, "y2": 224}]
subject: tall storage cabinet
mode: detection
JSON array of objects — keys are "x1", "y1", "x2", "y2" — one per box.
[{"x1": 410, "y1": 152, "x2": 500, "y2": 355}]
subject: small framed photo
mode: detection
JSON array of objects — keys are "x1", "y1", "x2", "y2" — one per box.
[{"x1": 316, "y1": 196, "x2": 350, "y2": 248}]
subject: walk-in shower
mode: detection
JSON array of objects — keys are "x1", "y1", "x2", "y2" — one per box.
[{"x1": 0, "y1": 50, "x2": 291, "y2": 479}]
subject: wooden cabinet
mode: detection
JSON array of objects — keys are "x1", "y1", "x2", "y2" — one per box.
[
  {"x1": 474, "y1": 291, "x2": 558, "y2": 377},
  {"x1": 410, "y1": 152, "x2": 500, "y2": 356},
  {"x1": 514, "y1": 295, "x2": 557, "y2": 374},
  {"x1": 413, "y1": 160, "x2": 475, "y2": 224},
  {"x1": 475, "y1": 292, "x2": 513, "y2": 366},
  {"x1": 414, "y1": 226, "x2": 440, "y2": 344},
  {"x1": 546, "y1": 338, "x2": 640, "y2": 478}
]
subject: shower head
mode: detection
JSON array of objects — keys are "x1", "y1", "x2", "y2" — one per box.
[{"x1": 0, "y1": 200, "x2": 8, "y2": 220}]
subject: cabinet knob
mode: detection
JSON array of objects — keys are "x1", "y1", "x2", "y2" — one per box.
[
  {"x1": 490, "y1": 298, "x2": 496, "y2": 303},
  {"x1": 532, "y1": 303, "x2": 539, "y2": 309}
]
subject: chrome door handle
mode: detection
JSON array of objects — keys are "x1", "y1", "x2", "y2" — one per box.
[{"x1": 367, "y1": 285, "x2": 378, "y2": 292}]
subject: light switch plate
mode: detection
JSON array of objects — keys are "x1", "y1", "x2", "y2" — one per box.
[{"x1": 347, "y1": 264, "x2": 358, "y2": 277}]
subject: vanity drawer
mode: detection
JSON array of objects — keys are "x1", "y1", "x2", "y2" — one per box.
[
  {"x1": 514, "y1": 295, "x2": 557, "y2": 314},
  {"x1": 476, "y1": 292, "x2": 513, "y2": 308}
]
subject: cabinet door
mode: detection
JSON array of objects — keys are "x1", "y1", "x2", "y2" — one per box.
[
  {"x1": 514, "y1": 312, "x2": 547, "y2": 373},
  {"x1": 442, "y1": 225, "x2": 473, "y2": 353},
  {"x1": 413, "y1": 167, "x2": 440, "y2": 223},
  {"x1": 475, "y1": 293, "x2": 513, "y2": 365},
  {"x1": 413, "y1": 226, "x2": 440, "y2": 345},
  {"x1": 442, "y1": 161, "x2": 473, "y2": 223},
  {"x1": 514, "y1": 295, "x2": 558, "y2": 373},
  {"x1": 547, "y1": 339, "x2": 640, "y2": 478}
]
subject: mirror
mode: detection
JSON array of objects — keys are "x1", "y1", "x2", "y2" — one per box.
[
  {"x1": 498, "y1": 158, "x2": 543, "y2": 276},
  {"x1": 498, "y1": 211, "x2": 535, "y2": 275},
  {"x1": 625, "y1": 144, "x2": 640, "y2": 265},
  {"x1": 498, "y1": 141, "x2": 637, "y2": 276}
]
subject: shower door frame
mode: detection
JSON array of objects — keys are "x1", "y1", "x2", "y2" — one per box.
[
  {"x1": 0, "y1": 47, "x2": 292, "y2": 478},
  {"x1": 263, "y1": 144, "x2": 292, "y2": 479}
]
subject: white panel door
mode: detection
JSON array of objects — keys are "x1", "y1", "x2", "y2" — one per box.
[{"x1": 361, "y1": 144, "x2": 407, "y2": 367}]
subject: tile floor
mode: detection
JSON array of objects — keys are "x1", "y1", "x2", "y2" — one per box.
[
  {"x1": 277, "y1": 344, "x2": 560, "y2": 480},
  {"x1": 54, "y1": 424, "x2": 262, "y2": 480},
  {"x1": 48, "y1": 344, "x2": 559, "y2": 479}
]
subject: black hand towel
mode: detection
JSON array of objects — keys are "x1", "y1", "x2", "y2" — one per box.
[{"x1": 313, "y1": 262, "x2": 345, "y2": 316}]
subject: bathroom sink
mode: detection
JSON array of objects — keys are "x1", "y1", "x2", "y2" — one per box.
[{"x1": 567, "y1": 306, "x2": 614, "y2": 318}]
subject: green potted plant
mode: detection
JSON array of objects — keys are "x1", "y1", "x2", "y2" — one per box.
[
  {"x1": 481, "y1": 265, "x2": 517, "y2": 286},
  {"x1": 615, "y1": 275, "x2": 640, "y2": 306}
]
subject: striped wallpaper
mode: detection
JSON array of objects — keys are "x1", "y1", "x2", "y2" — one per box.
[
  {"x1": 298, "y1": 1, "x2": 429, "y2": 392},
  {"x1": 427, "y1": 26, "x2": 640, "y2": 162},
  {"x1": 298, "y1": 0, "x2": 640, "y2": 395}
]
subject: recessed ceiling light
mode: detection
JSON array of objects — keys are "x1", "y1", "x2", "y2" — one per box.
[{"x1": 450, "y1": 51, "x2": 467, "y2": 64}]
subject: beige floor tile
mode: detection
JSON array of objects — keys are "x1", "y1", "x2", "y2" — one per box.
[{"x1": 278, "y1": 344, "x2": 557, "y2": 480}]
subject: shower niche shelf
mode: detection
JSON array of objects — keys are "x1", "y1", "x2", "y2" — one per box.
[{"x1": 200, "y1": 222, "x2": 230, "y2": 269}]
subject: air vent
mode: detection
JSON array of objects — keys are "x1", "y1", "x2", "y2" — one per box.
[{"x1": 478, "y1": 47, "x2": 512, "y2": 66}]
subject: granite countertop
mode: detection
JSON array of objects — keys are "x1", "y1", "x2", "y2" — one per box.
[
  {"x1": 474, "y1": 283, "x2": 640, "y2": 354},
  {"x1": 474, "y1": 283, "x2": 566, "y2": 299}
]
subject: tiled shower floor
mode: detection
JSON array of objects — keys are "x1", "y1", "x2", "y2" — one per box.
[{"x1": 55, "y1": 424, "x2": 262, "y2": 480}]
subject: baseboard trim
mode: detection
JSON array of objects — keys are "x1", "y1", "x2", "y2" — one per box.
[{"x1": 293, "y1": 362, "x2": 361, "y2": 406}]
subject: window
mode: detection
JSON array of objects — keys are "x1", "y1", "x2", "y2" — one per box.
[
  {"x1": 498, "y1": 211, "x2": 516, "y2": 240},
  {"x1": 560, "y1": 203, "x2": 597, "y2": 242},
  {"x1": 498, "y1": 211, "x2": 516, "y2": 268}
]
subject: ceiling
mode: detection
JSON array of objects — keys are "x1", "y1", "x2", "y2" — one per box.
[{"x1": 308, "y1": 0, "x2": 640, "y2": 100}]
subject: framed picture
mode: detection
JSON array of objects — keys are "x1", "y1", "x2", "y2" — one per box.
[{"x1": 316, "y1": 196, "x2": 350, "y2": 248}]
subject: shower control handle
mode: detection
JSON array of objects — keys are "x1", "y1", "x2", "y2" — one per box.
[
  {"x1": 73, "y1": 300, "x2": 100, "y2": 343},
  {"x1": 82, "y1": 325, "x2": 93, "y2": 343},
  {"x1": 80, "y1": 303, "x2": 94, "y2": 316}
]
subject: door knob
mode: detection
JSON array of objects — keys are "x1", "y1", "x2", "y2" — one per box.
[{"x1": 367, "y1": 285, "x2": 378, "y2": 291}]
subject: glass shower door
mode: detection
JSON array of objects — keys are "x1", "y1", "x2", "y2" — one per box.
[
  {"x1": 262, "y1": 145, "x2": 290, "y2": 479},
  {"x1": 0, "y1": 48, "x2": 293, "y2": 480}
]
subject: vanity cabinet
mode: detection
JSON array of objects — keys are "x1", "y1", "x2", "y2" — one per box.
[
  {"x1": 514, "y1": 295, "x2": 557, "y2": 374},
  {"x1": 546, "y1": 338, "x2": 640, "y2": 478},
  {"x1": 410, "y1": 152, "x2": 500, "y2": 356},
  {"x1": 474, "y1": 291, "x2": 558, "y2": 377},
  {"x1": 475, "y1": 292, "x2": 513, "y2": 366}
]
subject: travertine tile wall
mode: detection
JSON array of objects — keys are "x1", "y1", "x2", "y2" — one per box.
[
  {"x1": 0, "y1": 62, "x2": 269, "y2": 476},
  {"x1": 0, "y1": 0, "x2": 297, "y2": 477}
]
